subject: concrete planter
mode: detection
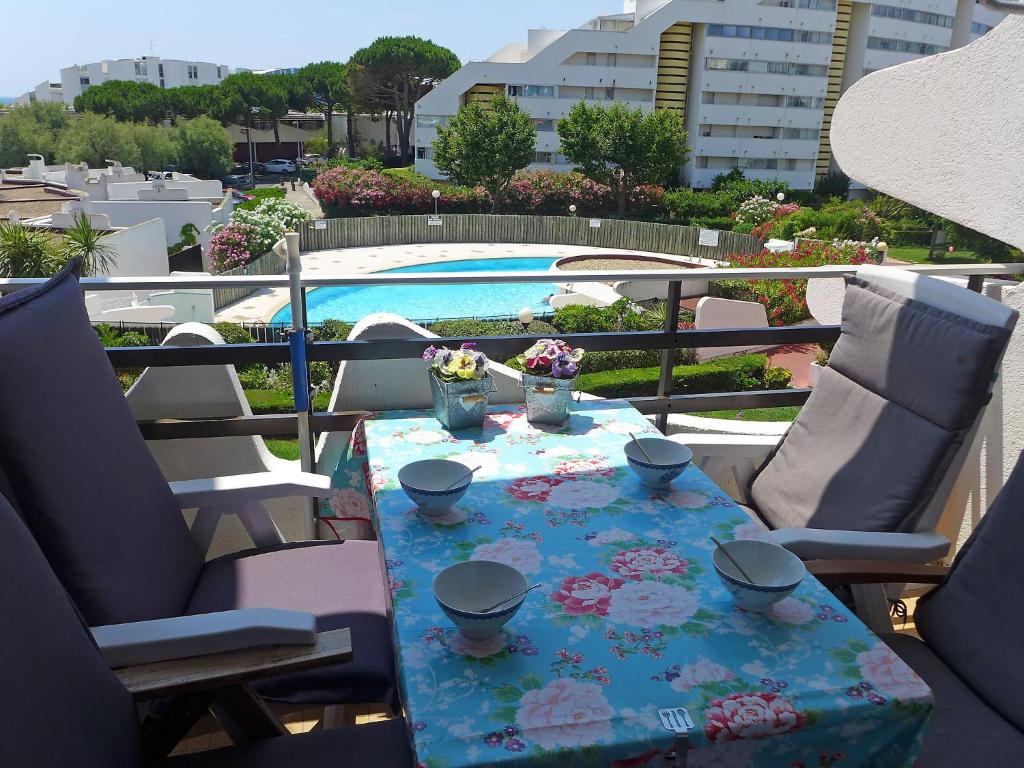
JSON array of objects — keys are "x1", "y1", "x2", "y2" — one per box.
[{"x1": 808, "y1": 361, "x2": 825, "y2": 387}]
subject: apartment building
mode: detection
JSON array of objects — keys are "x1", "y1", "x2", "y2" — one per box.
[
  {"x1": 16, "y1": 57, "x2": 233, "y2": 107},
  {"x1": 414, "y1": 0, "x2": 1004, "y2": 189}
]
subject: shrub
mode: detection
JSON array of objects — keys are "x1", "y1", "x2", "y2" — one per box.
[
  {"x1": 735, "y1": 196, "x2": 778, "y2": 226},
  {"x1": 578, "y1": 353, "x2": 768, "y2": 398},
  {"x1": 763, "y1": 366, "x2": 792, "y2": 390},
  {"x1": 426, "y1": 319, "x2": 493, "y2": 337},
  {"x1": 207, "y1": 224, "x2": 261, "y2": 273},
  {"x1": 662, "y1": 189, "x2": 736, "y2": 224},
  {"x1": 710, "y1": 168, "x2": 791, "y2": 201},
  {"x1": 552, "y1": 305, "x2": 617, "y2": 334},
  {"x1": 235, "y1": 187, "x2": 286, "y2": 212},
  {"x1": 211, "y1": 322, "x2": 255, "y2": 345},
  {"x1": 311, "y1": 319, "x2": 354, "y2": 341}
]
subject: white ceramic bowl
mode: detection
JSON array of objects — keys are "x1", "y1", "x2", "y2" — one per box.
[
  {"x1": 624, "y1": 438, "x2": 693, "y2": 489},
  {"x1": 399, "y1": 459, "x2": 472, "y2": 517},
  {"x1": 713, "y1": 539, "x2": 806, "y2": 612},
  {"x1": 433, "y1": 561, "x2": 528, "y2": 639}
]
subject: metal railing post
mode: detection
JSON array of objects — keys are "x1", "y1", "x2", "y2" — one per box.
[
  {"x1": 656, "y1": 280, "x2": 683, "y2": 434},
  {"x1": 284, "y1": 232, "x2": 318, "y2": 538}
]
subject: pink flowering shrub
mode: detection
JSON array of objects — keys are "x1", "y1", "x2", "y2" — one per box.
[
  {"x1": 208, "y1": 223, "x2": 261, "y2": 273},
  {"x1": 312, "y1": 166, "x2": 665, "y2": 218}
]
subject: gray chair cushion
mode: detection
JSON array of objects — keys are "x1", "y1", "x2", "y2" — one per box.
[
  {"x1": 0, "y1": 262, "x2": 203, "y2": 625},
  {"x1": 163, "y1": 718, "x2": 413, "y2": 768},
  {"x1": 186, "y1": 540, "x2": 396, "y2": 706},
  {"x1": 0, "y1": 492, "x2": 143, "y2": 767},
  {"x1": 750, "y1": 367, "x2": 955, "y2": 531},
  {"x1": 915, "y1": 453, "x2": 1024, "y2": 733},
  {"x1": 884, "y1": 633, "x2": 1024, "y2": 766},
  {"x1": 750, "y1": 275, "x2": 1010, "y2": 533}
]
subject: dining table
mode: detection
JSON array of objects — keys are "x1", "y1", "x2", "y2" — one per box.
[{"x1": 349, "y1": 399, "x2": 932, "y2": 767}]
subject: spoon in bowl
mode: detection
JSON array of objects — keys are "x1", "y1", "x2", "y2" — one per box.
[
  {"x1": 710, "y1": 536, "x2": 755, "y2": 584},
  {"x1": 445, "y1": 465, "x2": 481, "y2": 490},
  {"x1": 478, "y1": 583, "x2": 542, "y2": 613},
  {"x1": 629, "y1": 432, "x2": 655, "y2": 463}
]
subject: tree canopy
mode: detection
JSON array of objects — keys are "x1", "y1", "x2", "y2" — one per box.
[
  {"x1": 349, "y1": 36, "x2": 460, "y2": 161},
  {"x1": 557, "y1": 102, "x2": 689, "y2": 215},
  {"x1": 0, "y1": 103, "x2": 70, "y2": 166},
  {"x1": 433, "y1": 95, "x2": 536, "y2": 213},
  {"x1": 56, "y1": 113, "x2": 142, "y2": 168},
  {"x1": 74, "y1": 80, "x2": 168, "y2": 124},
  {"x1": 174, "y1": 116, "x2": 235, "y2": 179},
  {"x1": 218, "y1": 71, "x2": 288, "y2": 129},
  {"x1": 295, "y1": 62, "x2": 352, "y2": 157}
]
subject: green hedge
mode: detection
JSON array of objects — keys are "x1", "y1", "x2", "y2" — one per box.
[
  {"x1": 245, "y1": 389, "x2": 332, "y2": 415},
  {"x1": 426, "y1": 319, "x2": 558, "y2": 337},
  {"x1": 578, "y1": 353, "x2": 768, "y2": 399}
]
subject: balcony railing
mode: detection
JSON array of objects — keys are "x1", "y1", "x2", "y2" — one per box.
[{"x1": 3, "y1": 261, "x2": 1022, "y2": 465}]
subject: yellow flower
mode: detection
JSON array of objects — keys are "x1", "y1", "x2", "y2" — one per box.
[{"x1": 445, "y1": 352, "x2": 478, "y2": 380}]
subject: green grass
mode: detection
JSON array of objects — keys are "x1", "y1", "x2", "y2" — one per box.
[
  {"x1": 885, "y1": 245, "x2": 983, "y2": 265},
  {"x1": 578, "y1": 354, "x2": 767, "y2": 399},
  {"x1": 687, "y1": 406, "x2": 801, "y2": 422},
  {"x1": 244, "y1": 389, "x2": 332, "y2": 415},
  {"x1": 235, "y1": 186, "x2": 286, "y2": 211},
  {"x1": 265, "y1": 439, "x2": 301, "y2": 460}
]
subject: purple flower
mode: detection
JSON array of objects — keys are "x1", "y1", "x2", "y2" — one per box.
[
  {"x1": 484, "y1": 732, "x2": 503, "y2": 747},
  {"x1": 422, "y1": 346, "x2": 438, "y2": 361},
  {"x1": 460, "y1": 342, "x2": 477, "y2": 350},
  {"x1": 551, "y1": 351, "x2": 578, "y2": 378},
  {"x1": 504, "y1": 738, "x2": 526, "y2": 752}
]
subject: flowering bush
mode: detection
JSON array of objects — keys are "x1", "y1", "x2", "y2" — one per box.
[
  {"x1": 312, "y1": 166, "x2": 664, "y2": 218},
  {"x1": 734, "y1": 195, "x2": 778, "y2": 226},
  {"x1": 207, "y1": 223, "x2": 261, "y2": 273},
  {"x1": 423, "y1": 343, "x2": 489, "y2": 382},
  {"x1": 717, "y1": 240, "x2": 883, "y2": 325},
  {"x1": 208, "y1": 199, "x2": 313, "y2": 273},
  {"x1": 518, "y1": 339, "x2": 585, "y2": 379}
]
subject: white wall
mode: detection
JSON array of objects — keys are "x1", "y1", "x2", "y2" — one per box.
[
  {"x1": 107, "y1": 179, "x2": 225, "y2": 202},
  {"x1": 77, "y1": 199, "x2": 216, "y2": 252}
]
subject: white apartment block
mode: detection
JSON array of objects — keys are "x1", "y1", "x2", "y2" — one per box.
[
  {"x1": 16, "y1": 57, "x2": 233, "y2": 107},
  {"x1": 414, "y1": 0, "x2": 1005, "y2": 189}
]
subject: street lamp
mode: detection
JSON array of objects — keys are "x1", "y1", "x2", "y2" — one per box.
[
  {"x1": 518, "y1": 307, "x2": 535, "y2": 332},
  {"x1": 776, "y1": 192, "x2": 786, "y2": 203},
  {"x1": 876, "y1": 241, "x2": 889, "y2": 262},
  {"x1": 569, "y1": 204, "x2": 577, "y2": 217},
  {"x1": 247, "y1": 106, "x2": 260, "y2": 188},
  {"x1": 432, "y1": 189, "x2": 441, "y2": 215}
]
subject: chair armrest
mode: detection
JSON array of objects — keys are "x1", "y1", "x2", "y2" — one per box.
[
  {"x1": 806, "y1": 560, "x2": 949, "y2": 588},
  {"x1": 768, "y1": 528, "x2": 950, "y2": 563},
  {"x1": 115, "y1": 628, "x2": 351, "y2": 700},
  {"x1": 92, "y1": 609, "x2": 317, "y2": 669},
  {"x1": 670, "y1": 433, "x2": 781, "y2": 459},
  {"x1": 169, "y1": 471, "x2": 332, "y2": 509}
]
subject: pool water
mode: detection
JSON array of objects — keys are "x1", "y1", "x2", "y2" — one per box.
[{"x1": 272, "y1": 257, "x2": 560, "y2": 324}]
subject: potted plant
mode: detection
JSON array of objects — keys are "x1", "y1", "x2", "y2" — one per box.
[
  {"x1": 423, "y1": 343, "x2": 493, "y2": 430},
  {"x1": 517, "y1": 339, "x2": 585, "y2": 425},
  {"x1": 809, "y1": 346, "x2": 830, "y2": 387}
]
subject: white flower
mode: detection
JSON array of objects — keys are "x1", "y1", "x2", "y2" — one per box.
[
  {"x1": 769, "y1": 598, "x2": 816, "y2": 625},
  {"x1": 670, "y1": 657, "x2": 736, "y2": 693},
  {"x1": 607, "y1": 581, "x2": 698, "y2": 627},
  {"x1": 856, "y1": 642, "x2": 930, "y2": 701},
  {"x1": 587, "y1": 527, "x2": 637, "y2": 546},
  {"x1": 546, "y1": 480, "x2": 620, "y2": 509},
  {"x1": 515, "y1": 679, "x2": 614, "y2": 751},
  {"x1": 471, "y1": 538, "x2": 543, "y2": 574}
]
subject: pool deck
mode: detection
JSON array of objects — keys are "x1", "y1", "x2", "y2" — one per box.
[{"x1": 215, "y1": 243, "x2": 700, "y2": 323}]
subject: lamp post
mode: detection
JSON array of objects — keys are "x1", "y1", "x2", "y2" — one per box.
[
  {"x1": 432, "y1": 189, "x2": 441, "y2": 215},
  {"x1": 776, "y1": 192, "x2": 785, "y2": 203},
  {"x1": 247, "y1": 106, "x2": 260, "y2": 188},
  {"x1": 876, "y1": 241, "x2": 889, "y2": 263},
  {"x1": 518, "y1": 307, "x2": 535, "y2": 332},
  {"x1": 569, "y1": 204, "x2": 577, "y2": 217}
]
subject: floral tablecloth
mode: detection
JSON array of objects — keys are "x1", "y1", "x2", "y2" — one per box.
[{"x1": 361, "y1": 400, "x2": 932, "y2": 768}]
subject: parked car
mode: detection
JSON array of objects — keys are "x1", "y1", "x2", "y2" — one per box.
[
  {"x1": 221, "y1": 174, "x2": 254, "y2": 191},
  {"x1": 263, "y1": 159, "x2": 298, "y2": 174},
  {"x1": 235, "y1": 162, "x2": 266, "y2": 175},
  {"x1": 298, "y1": 154, "x2": 324, "y2": 166}
]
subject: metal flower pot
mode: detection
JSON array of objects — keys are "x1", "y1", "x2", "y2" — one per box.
[
  {"x1": 522, "y1": 373, "x2": 577, "y2": 426},
  {"x1": 430, "y1": 373, "x2": 494, "y2": 431}
]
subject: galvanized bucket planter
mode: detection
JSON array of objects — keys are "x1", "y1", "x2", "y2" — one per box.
[
  {"x1": 430, "y1": 374, "x2": 494, "y2": 431},
  {"x1": 522, "y1": 373, "x2": 577, "y2": 426}
]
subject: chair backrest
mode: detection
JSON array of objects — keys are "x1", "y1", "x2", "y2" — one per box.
[
  {"x1": 0, "y1": 261, "x2": 203, "y2": 626},
  {"x1": 0, "y1": 491, "x2": 143, "y2": 767},
  {"x1": 916, "y1": 451, "x2": 1024, "y2": 733},
  {"x1": 749, "y1": 266, "x2": 1016, "y2": 534}
]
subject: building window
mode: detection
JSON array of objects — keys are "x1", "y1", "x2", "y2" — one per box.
[
  {"x1": 417, "y1": 114, "x2": 449, "y2": 128},
  {"x1": 700, "y1": 124, "x2": 711, "y2": 136},
  {"x1": 971, "y1": 21, "x2": 993, "y2": 34},
  {"x1": 534, "y1": 151, "x2": 553, "y2": 163},
  {"x1": 521, "y1": 85, "x2": 554, "y2": 97},
  {"x1": 158, "y1": 64, "x2": 165, "y2": 78},
  {"x1": 707, "y1": 58, "x2": 827, "y2": 77},
  {"x1": 607, "y1": 52, "x2": 617, "y2": 66},
  {"x1": 798, "y1": 0, "x2": 837, "y2": 8},
  {"x1": 871, "y1": 5, "x2": 954, "y2": 28},
  {"x1": 586, "y1": 52, "x2": 597, "y2": 66},
  {"x1": 217, "y1": 65, "x2": 224, "y2": 78},
  {"x1": 782, "y1": 127, "x2": 818, "y2": 139},
  {"x1": 702, "y1": 91, "x2": 715, "y2": 104},
  {"x1": 695, "y1": 156, "x2": 709, "y2": 169},
  {"x1": 101, "y1": 62, "x2": 109, "y2": 74},
  {"x1": 866, "y1": 37, "x2": 948, "y2": 55},
  {"x1": 135, "y1": 61, "x2": 147, "y2": 76},
  {"x1": 533, "y1": 118, "x2": 555, "y2": 132},
  {"x1": 79, "y1": 77, "x2": 90, "y2": 86},
  {"x1": 507, "y1": 85, "x2": 520, "y2": 96},
  {"x1": 605, "y1": 87, "x2": 615, "y2": 101},
  {"x1": 706, "y1": 24, "x2": 830, "y2": 44},
  {"x1": 784, "y1": 95, "x2": 826, "y2": 108},
  {"x1": 585, "y1": 86, "x2": 596, "y2": 100},
  {"x1": 416, "y1": 146, "x2": 427, "y2": 160},
  {"x1": 188, "y1": 65, "x2": 199, "y2": 80}
]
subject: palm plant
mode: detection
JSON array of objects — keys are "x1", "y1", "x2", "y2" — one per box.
[
  {"x1": 0, "y1": 220, "x2": 60, "y2": 278},
  {"x1": 58, "y1": 212, "x2": 117, "y2": 276}
]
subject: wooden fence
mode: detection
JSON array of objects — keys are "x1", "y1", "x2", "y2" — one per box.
[
  {"x1": 297, "y1": 215, "x2": 762, "y2": 261},
  {"x1": 212, "y1": 249, "x2": 287, "y2": 311}
]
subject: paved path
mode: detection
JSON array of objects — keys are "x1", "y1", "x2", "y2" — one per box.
[{"x1": 284, "y1": 183, "x2": 323, "y2": 218}]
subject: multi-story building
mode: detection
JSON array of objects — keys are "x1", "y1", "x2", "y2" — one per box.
[
  {"x1": 414, "y1": 0, "x2": 1004, "y2": 189},
  {"x1": 16, "y1": 57, "x2": 234, "y2": 107}
]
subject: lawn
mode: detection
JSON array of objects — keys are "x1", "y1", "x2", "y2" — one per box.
[
  {"x1": 686, "y1": 406, "x2": 801, "y2": 422},
  {"x1": 885, "y1": 245, "x2": 983, "y2": 265},
  {"x1": 265, "y1": 439, "x2": 301, "y2": 460}
]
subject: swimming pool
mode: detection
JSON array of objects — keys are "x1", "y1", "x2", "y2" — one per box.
[{"x1": 272, "y1": 257, "x2": 561, "y2": 324}]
